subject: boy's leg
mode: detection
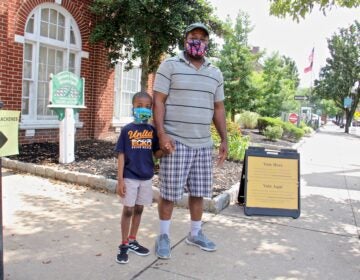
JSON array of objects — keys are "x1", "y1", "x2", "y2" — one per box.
[{"x1": 121, "y1": 206, "x2": 133, "y2": 244}]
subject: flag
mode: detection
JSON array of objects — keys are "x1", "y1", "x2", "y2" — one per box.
[{"x1": 304, "y1": 48, "x2": 314, "y2": 73}]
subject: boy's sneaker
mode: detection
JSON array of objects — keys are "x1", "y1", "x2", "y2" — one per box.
[
  {"x1": 116, "y1": 244, "x2": 129, "y2": 264},
  {"x1": 155, "y1": 234, "x2": 171, "y2": 259},
  {"x1": 128, "y1": 240, "x2": 150, "y2": 256},
  {"x1": 185, "y1": 230, "x2": 216, "y2": 252}
]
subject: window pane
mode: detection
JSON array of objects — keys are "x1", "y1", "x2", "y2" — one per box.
[
  {"x1": 40, "y1": 22, "x2": 48, "y2": 37},
  {"x1": 50, "y1": 9, "x2": 57, "y2": 24},
  {"x1": 48, "y1": 49, "x2": 55, "y2": 65},
  {"x1": 26, "y1": 16, "x2": 34, "y2": 33},
  {"x1": 39, "y1": 46, "x2": 47, "y2": 64},
  {"x1": 69, "y1": 53, "x2": 75, "y2": 72},
  {"x1": 38, "y1": 63, "x2": 46, "y2": 80},
  {"x1": 58, "y1": 26, "x2": 65, "y2": 41},
  {"x1": 22, "y1": 98, "x2": 29, "y2": 115},
  {"x1": 49, "y1": 24, "x2": 57, "y2": 39},
  {"x1": 24, "y1": 62, "x2": 32, "y2": 79},
  {"x1": 41, "y1": 8, "x2": 49, "y2": 22},
  {"x1": 70, "y1": 26, "x2": 76, "y2": 44},
  {"x1": 56, "y1": 50, "x2": 64, "y2": 73},
  {"x1": 58, "y1": 14, "x2": 65, "y2": 27},
  {"x1": 24, "y1": 43, "x2": 32, "y2": 61}
]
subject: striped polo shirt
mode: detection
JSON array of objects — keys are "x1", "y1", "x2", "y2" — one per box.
[{"x1": 153, "y1": 51, "x2": 224, "y2": 148}]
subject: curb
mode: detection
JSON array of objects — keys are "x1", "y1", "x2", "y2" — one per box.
[
  {"x1": 2, "y1": 134, "x2": 311, "y2": 214},
  {"x1": 1, "y1": 157, "x2": 238, "y2": 213}
]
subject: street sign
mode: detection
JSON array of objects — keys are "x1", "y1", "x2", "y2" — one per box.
[
  {"x1": 288, "y1": 113, "x2": 298, "y2": 124},
  {"x1": 344, "y1": 97, "x2": 352, "y2": 108},
  {"x1": 294, "y1": 95, "x2": 308, "y2": 101}
]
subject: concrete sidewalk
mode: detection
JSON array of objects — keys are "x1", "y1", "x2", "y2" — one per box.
[{"x1": 2, "y1": 122, "x2": 360, "y2": 279}]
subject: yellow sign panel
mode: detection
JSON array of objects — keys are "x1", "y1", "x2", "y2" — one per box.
[
  {"x1": 246, "y1": 156, "x2": 299, "y2": 210},
  {"x1": 0, "y1": 110, "x2": 20, "y2": 157}
]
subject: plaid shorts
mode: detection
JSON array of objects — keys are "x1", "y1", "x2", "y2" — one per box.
[{"x1": 159, "y1": 141, "x2": 213, "y2": 201}]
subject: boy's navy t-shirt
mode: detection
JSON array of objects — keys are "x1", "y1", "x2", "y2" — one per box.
[{"x1": 115, "y1": 122, "x2": 160, "y2": 180}]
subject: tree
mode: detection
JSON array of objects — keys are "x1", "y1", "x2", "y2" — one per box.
[
  {"x1": 90, "y1": 0, "x2": 222, "y2": 91},
  {"x1": 257, "y1": 53, "x2": 300, "y2": 117},
  {"x1": 217, "y1": 12, "x2": 260, "y2": 120},
  {"x1": 269, "y1": 0, "x2": 360, "y2": 21},
  {"x1": 314, "y1": 21, "x2": 360, "y2": 133}
]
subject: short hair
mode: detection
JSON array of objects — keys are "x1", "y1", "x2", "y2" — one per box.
[{"x1": 132, "y1": 91, "x2": 152, "y2": 105}]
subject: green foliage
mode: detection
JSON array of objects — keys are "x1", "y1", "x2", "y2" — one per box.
[
  {"x1": 314, "y1": 20, "x2": 360, "y2": 132},
  {"x1": 257, "y1": 117, "x2": 283, "y2": 133},
  {"x1": 256, "y1": 53, "x2": 300, "y2": 117},
  {"x1": 90, "y1": 0, "x2": 223, "y2": 90},
  {"x1": 258, "y1": 116, "x2": 304, "y2": 141},
  {"x1": 211, "y1": 118, "x2": 249, "y2": 161},
  {"x1": 269, "y1": 0, "x2": 360, "y2": 21},
  {"x1": 237, "y1": 111, "x2": 259, "y2": 129},
  {"x1": 282, "y1": 122, "x2": 305, "y2": 141},
  {"x1": 302, "y1": 126, "x2": 314, "y2": 135},
  {"x1": 263, "y1": 125, "x2": 283, "y2": 141},
  {"x1": 227, "y1": 134, "x2": 250, "y2": 162},
  {"x1": 217, "y1": 12, "x2": 260, "y2": 120}
]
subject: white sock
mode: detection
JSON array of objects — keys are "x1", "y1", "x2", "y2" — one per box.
[
  {"x1": 190, "y1": 220, "x2": 202, "y2": 236},
  {"x1": 160, "y1": 219, "x2": 171, "y2": 236}
]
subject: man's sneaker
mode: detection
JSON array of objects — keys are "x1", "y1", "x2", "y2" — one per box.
[
  {"x1": 185, "y1": 230, "x2": 217, "y2": 252},
  {"x1": 155, "y1": 234, "x2": 171, "y2": 259},
  {"x1": 128, "y1": 240, "x2": 150, "y2": 256},
  {"x1": 116, "y1": 244, "x2": 129, "y2": 264}
]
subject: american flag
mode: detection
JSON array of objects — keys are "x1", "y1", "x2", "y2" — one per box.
[{"x1": 304, "y1": 48, "x2": 314, "y2": 73}]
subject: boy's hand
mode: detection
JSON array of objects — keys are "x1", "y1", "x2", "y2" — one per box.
[{"x1": 116, "y1": 180, "x2": 126, "y2": 197}]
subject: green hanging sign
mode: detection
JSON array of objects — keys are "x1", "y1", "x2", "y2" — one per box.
[
  {"x1": 49, "y1": 71, "x2": 85, "y2": 108},
  {"x1": 48, "y1": 71, "x2": 85, "y2": 121}
]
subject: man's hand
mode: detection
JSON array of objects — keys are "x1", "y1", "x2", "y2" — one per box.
[
  {"x1": 217, "y1": 141, "x2": 228, "y2": 167},
  {"x1": 159, "y1": 132, "x2": 175, "y2": 155}
]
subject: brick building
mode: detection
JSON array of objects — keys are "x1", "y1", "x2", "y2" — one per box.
[{"x1": 1, "y1": 0, "x2": 149, "y2": 144}]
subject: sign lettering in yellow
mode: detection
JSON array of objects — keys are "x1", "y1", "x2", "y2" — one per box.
[
  {"x1": 0, "y1": 110, "x2": 20, "y2": 157},
  {"x1": 246, "y1": 156, "x2": 298, "y2": 210}
]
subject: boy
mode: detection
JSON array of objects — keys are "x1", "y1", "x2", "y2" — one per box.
[{"x1": 115, "y1": 91, "x2": 162, "y2": 264}]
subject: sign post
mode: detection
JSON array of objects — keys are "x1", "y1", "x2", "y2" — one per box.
[
  {"x1": 0, "y1": 104, "x2": 20, "y2": 280},
  {"x1": 48, "y1": 71, "x2": 86, "y2": 164}
]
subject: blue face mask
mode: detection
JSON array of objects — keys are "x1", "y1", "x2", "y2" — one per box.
[{"x1": 133, "y1": 107, "x2": 152, "y2": 123}]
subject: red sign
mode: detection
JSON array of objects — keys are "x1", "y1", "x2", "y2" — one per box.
[{"x1": 288, "y1": 113, "x2": 298, "y2": 124}]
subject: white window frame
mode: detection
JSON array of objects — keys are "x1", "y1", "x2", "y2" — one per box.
[
  {"x1": 112, "y1": 61, "x2": 142, "y2": 129},
  {"x1": 20, "y1": 3, "x2": 83, "y2": 130}
]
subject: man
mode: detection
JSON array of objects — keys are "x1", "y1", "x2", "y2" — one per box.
[{"x1": 153, "y1": 22, "x2": 228, "y2": 259}]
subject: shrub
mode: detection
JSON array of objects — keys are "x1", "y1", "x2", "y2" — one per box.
[
  {"x1": 211, "y1": 118, "x2": 249, "y2": 161},
  {"x1": 302, "y1": 126, "x2": 313, "y2": 135},
  {"x1": 257, "y1": 117, "x2": 283, "y2": 133},
  {"x1": 263, "y1": 125, "x2": 283, "y2": 141},
  {"x1": 237, "y1": 111, "x2": 259, "y2": 129},
  {"x1": 227, "y1": 134, "x2": 250, "y2": 161},
  {"x1": 282, "y1": 122, "x2": 304, "y2": 141}
]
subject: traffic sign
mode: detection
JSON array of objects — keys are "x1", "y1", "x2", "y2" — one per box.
[
  {"x1": 294, "y1": 95, "x2": 308, "y2": 101},
  {"x1": 288, "y1": 113, "x2": 298, "y2": 124}
]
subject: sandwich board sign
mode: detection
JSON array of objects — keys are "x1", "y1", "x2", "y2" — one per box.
[{"x1": 238, "y1": 146, "x2": 300, "y2": 218}]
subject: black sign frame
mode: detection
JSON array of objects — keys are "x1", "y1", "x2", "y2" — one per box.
[{"x1": 238, "y1": 146, "x2": 301, "y2": 219}]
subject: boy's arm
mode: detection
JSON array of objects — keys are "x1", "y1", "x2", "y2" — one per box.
[{"x1": 116, "y1": 153, "x2": 126, "y2": 197}]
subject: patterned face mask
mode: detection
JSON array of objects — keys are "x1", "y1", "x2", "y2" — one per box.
[
  {"x1": 185, "y1": 39, "x2": 208, "y2": 58},
  {"x1": 133, "y1": 107, "x2": 152, "y2": 123}
]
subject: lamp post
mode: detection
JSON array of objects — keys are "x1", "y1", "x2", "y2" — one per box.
[{"x1": 0, "y1": 100, "x2": 3, "y2": 280}]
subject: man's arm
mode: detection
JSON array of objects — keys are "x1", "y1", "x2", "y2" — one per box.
[
  {"x1": 153, "y1": 91, "x2": 175, "y2": 154},
  {"x1": 213, "y1": 101, "x2": 228, "y2": 166}
]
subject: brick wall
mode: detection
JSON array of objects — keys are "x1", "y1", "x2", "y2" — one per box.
[{"x1": 1, "y1": 0, "x2": 115, "y2": 144}]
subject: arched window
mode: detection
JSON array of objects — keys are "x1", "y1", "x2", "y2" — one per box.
[{"x1": 21, "y1": 3, "x2": 81, "y2": 126}]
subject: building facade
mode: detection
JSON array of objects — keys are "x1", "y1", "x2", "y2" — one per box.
[{"x1": 1, "y1": 0, "x2": 147, "y2": 144}]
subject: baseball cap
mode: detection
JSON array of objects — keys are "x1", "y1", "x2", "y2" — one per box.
[{"x1": 185, "y1": 23, "x2": 209, "y2": 36}]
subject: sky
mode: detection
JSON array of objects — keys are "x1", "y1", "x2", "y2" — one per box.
[{"x1": 208, "y1": 0, "x2": 360, "y2": 88}]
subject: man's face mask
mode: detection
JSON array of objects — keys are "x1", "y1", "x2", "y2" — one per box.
[
  {"x1": 185, "y1": 39, "x2": 208, "y2": 59},
  {"x1": 133, "y1": 107, "x2": 152, "y2": 123}
]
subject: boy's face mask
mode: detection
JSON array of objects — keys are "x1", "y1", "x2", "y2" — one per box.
[
  {"x1": 185, "y1": 39, "x2": 208, "y2": 59},
  {"x1": 133, "y1": 107, "x2": 152, "y2": 123}
]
